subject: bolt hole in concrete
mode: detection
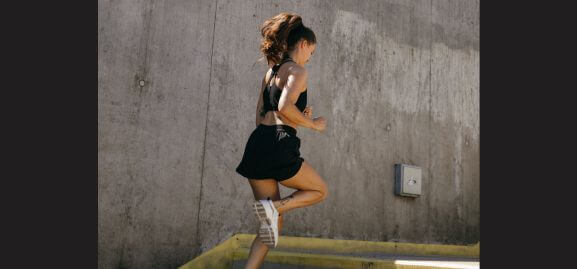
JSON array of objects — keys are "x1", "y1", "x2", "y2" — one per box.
[
  {"x1": 394, "y1": 260, "x2": 479, "y2": 269},
  {"x1": 139, "y1": 80, "x2": 145, "y2": 86}
]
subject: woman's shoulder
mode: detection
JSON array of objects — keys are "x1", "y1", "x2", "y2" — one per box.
[
  {"x1": 266, "y1": 62, "x2": 307, "y2": 81},
  {"x1": 284, "y1": 63, "x2": 307, "y2": 80}
]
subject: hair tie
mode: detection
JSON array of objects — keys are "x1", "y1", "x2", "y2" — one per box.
[{"x1": 293, "y1": 23, "x2": 305, "y2": 31}]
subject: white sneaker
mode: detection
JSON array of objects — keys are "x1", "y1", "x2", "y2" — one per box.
[{"x1": 253, "y1": 199, "x2": 279, "y2": 248}]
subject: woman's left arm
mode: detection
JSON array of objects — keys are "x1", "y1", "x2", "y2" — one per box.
[{"x1": 255, "y1": 75, "x2": 266, "y2": 127}]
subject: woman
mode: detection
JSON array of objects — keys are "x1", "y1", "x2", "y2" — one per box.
[{"x1": 235, "y1": 12, "x2": 329, "y2": 269}]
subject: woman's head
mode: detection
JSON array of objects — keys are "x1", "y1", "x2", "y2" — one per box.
[{"x1": 260, "y1": 12, "x2": 316, "y2": 66}]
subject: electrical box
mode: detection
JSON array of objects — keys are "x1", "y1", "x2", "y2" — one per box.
[{"x1": 394, "y1": 164, "x2": 422, "y2": 197}]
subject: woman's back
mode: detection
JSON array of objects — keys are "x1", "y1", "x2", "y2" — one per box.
[{"x1": 260, "y1": 58, "x2": 308, "y2": 128}]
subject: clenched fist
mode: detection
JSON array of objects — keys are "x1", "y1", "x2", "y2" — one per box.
[
  {"x1": 312, "y1": 116, "x2": 326, "y2": 132},
  {"x1": 303, "y1": 106, "x2": 313, "y2": 119}
]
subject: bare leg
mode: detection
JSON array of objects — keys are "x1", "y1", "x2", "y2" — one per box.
[
  {"x1": 244, "y1": 215, "x2": 283, "y2": 269},
  {"x1": 274, "y1": 161, "x2": 329, "y2": 215},
  {"x1": 272, "y1": 191, "x2": 323, "y2": 215},
  {"x1": 245, "y1": 179, "x2": 283, "y2": 269},
  {"x1": 244, "y1": 162, "x2": 328, "y2": 269}
]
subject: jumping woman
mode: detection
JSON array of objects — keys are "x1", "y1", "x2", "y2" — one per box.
[{"x1": 235, "y1": 12, "x2": 329, "y2": 269}]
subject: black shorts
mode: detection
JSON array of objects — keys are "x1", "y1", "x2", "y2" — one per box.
[{"x1": 236, "y1": 124, "x2": 304, "y2": 181}]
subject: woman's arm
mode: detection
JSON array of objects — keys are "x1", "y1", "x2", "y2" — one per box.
[
  {"x1": 278, "y1": 68, "x2": 315, "y2": 129},
  {"x1": 255, "y1": 73, "x2": 267, "y2": 127}
]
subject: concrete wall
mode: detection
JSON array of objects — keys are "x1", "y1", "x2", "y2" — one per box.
[{"x1": 98, "y1": 0, "x2": 479, "y2": 268}]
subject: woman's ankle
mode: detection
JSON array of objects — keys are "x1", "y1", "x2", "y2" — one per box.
[
  {"x1": 273, "y1": 194, "x2": 295, "y2": 214},
  {"x1": 272, "y1": 200, "x2": 281, "y2": 212}
]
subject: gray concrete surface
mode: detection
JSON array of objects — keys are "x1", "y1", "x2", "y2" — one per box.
[{"x1": 98, "y1": 0, "x2": 479, "y2": 268}]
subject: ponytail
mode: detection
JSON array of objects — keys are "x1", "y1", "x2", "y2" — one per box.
[{"x1": 259, "y1": 12, "x2": 316, "y2": 65}]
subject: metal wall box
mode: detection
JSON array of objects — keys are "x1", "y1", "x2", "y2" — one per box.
[{"x1": 394, "y1": 164, "x2": 422, "y2": 197}]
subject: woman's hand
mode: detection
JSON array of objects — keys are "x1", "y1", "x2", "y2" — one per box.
[
  {"x1": 303, "y1": 106, "x2": 313, "y2": 119},
  {"x1": 312, "y1": 116, "x2": 326, "y2": 132},
  {"x1": 304, "y1": 106, "x2": 326, "y2": 132}
]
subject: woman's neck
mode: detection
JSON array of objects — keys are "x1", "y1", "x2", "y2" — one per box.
[{"x1": 285, "y1": 53, "x2": 304, "y2": 66}]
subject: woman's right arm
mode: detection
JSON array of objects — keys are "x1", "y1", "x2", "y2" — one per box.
[{"x1": 277, "y1": 68, "x2": 316, "y2": 129}]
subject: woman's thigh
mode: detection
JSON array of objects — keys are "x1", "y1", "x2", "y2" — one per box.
[
  {"x1": 248, "y1": 178, "x2": 284, "y2": 229},
  {"x1": 278, "y1": 161, "x2": 328, "y2": 194},
  {"x1": 248, "y1": 178, "x2": 281, "y2": 201}
]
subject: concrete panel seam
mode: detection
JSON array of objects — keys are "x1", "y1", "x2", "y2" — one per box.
[
  {"x1": 195, "y1": 0, "x2": 219, "y2": 257},
  {"x1": 427, "y1": 0, "x2": 433, "y2": 244},
  {"x1": 139, "y1": 0, "x2": 154, "y2": 79}
]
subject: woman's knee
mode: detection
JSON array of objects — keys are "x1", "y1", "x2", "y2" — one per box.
[{"x1": 318, "y1": 182, "x2": 329, "y2": 200}]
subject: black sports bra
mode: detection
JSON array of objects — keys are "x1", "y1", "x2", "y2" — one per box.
[{"x1": 261, "y1": 57, "x2": 307, "y2": 116}]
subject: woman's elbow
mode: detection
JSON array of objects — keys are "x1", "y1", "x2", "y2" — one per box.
[{"x1": 278, "y1": 103, "x2": 290, "y2": 116}]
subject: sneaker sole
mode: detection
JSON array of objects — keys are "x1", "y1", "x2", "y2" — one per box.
[
  {"x1": 258, "y1": 224, "x2": 277, "y2": 248},
  {"x1": 253, "y1": 201, "x2": 278, "y2": 247},
  {"x1": 252, "y1": 201, "x2": 273, "y2": 226}
]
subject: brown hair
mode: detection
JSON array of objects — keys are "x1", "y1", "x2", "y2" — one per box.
[{"x1": 259, "y1": 12, "x2": 316, "y2": 65}]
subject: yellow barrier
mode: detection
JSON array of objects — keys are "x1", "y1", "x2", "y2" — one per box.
[{"x1": 180, "y1": 233, "x2": 479, "y2": 269}]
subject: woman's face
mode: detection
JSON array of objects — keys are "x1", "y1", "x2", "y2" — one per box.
[
  {"x1": 297, "y1": 40, "x2": 316, "y2": 65},
  {"x1": 303, "y1": 41, "x2": 317, "y2": 64},
  {"x1": 304, "y1": 42, "x2": 316, "y2": 64}
]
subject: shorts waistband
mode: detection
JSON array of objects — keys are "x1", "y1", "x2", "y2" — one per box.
[{"x1": 257, "y1": 124, "x2": 297, "y2": 136}]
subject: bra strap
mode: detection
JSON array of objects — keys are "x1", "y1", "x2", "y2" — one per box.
[
  {"x1": 272, "y1": 57, "x2": 294, "y2": 73},
  {"x1": 261, "y1": 57, "x2": 293, "y2": 114},
  {"x1": 267, "y1": 57, "x2": 294, "y2": 86}
]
